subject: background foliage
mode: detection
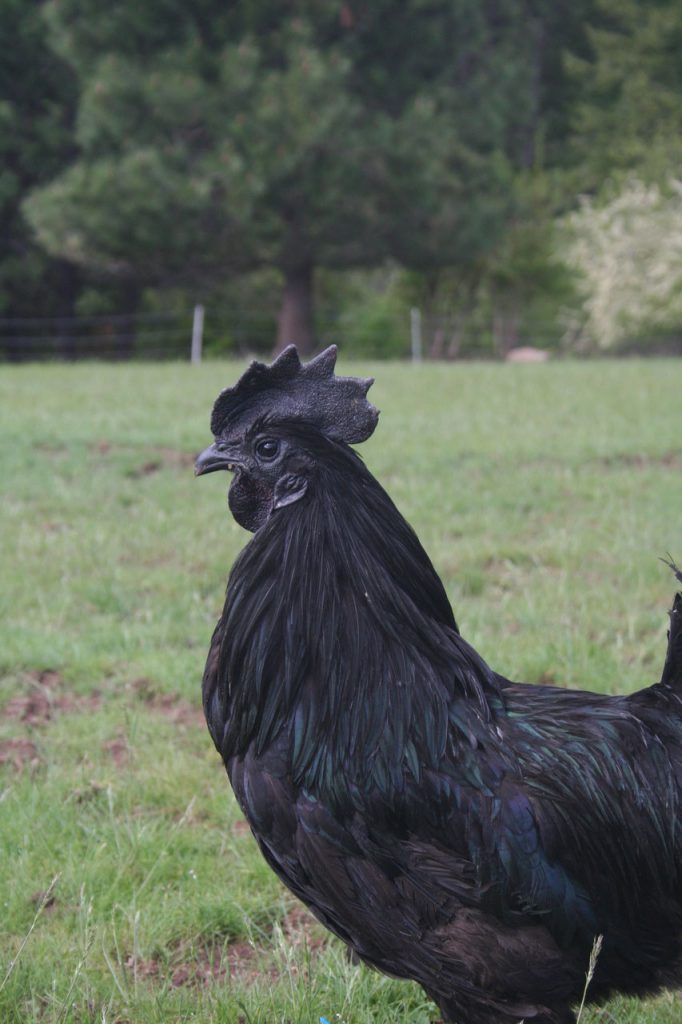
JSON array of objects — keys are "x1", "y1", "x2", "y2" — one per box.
[{"x1": 4, "y1": 0, "x2": 682, "y2": 356}]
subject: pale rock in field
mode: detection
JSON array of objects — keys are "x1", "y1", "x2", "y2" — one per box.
[{"x1": 506, "y1": 347, "x2": 549, "y2": 363}]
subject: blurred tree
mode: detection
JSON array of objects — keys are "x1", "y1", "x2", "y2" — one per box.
[
  {"x1": 485, "y1": 170, "x2": 576, "y2": 355},
  {"x1": 381, "y1": 0, "x2": 597, "y2": 357},
  {"x1": 0, "y1": 0, "x2": 78, "y2": 332},
  {"x1": 556, "y1": 0, "x2": 682, "y2": 352},
  {"x1": 569, "y1": 0, "x2": 682, "y2": 185},
  {"x1": 563, "y1": 178, "x2": 682, "y2": 350},
  {"x1": 26, "y1": 0, "x2": 557, "y2": 354}
]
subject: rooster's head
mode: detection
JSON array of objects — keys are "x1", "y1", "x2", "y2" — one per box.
[{"x1": 195, "y1": 345, "x2": 378, "y2": 532}]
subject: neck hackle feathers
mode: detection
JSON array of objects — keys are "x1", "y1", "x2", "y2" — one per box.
[{"x1": 210, "y1": 345, "x2": 379, "y2": 445}]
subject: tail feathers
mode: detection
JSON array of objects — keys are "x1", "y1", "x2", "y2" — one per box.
[
  {"x1": 660, "y1": 554, "x2": 682, "y2": 586},
  {"x1": 660, "y1": 555, "x2": 682, "y2": 688}
]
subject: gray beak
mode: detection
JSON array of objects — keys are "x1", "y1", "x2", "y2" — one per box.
[{"x1": 194, "y1": 443, "x2": 239, "y2": 477}]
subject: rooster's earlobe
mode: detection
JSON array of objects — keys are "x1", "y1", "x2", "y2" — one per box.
[{"x1": 273, "y1": 473, "x2": 308, "y2": 511}]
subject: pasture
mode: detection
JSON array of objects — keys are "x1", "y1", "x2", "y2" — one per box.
[{"x1": 1, "y1": 357, "x2": 681, "y2": 1024}]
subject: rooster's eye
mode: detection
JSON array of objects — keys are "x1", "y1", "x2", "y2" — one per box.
[{"x1": 255, "y1": 438, "x2": 280, "y2": 461}]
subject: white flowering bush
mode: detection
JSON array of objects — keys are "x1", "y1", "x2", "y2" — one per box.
[{"x1": 563, "y1": 179, "x2": 682, "y2": 350}]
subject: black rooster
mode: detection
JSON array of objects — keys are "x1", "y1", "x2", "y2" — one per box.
[{"x1": 196, "y1": 346, "x2": 682, "y2": 1024}]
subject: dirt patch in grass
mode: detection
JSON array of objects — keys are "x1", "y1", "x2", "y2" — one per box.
[
  {"x1": 0, "y1": 737, "x2": 41, "y2": 772},
  {"x1": 596, "y1": 450, "x2": 682, "y2": 471},
  {"x1": 30, "y1": 887, "x2": 58, "y2": 912},
  {"x1": 1, "y1": 671, "x2": 104, "y2": 772},
  {"x1": 29, "y1": 669, "x2": 62, "y2": 688},
  {"x1": 176, "y1": 942, "x2": 263, "y2": 987},
  {"x1": 89, "y1": 441, "x2": 196, "y2": 478},
  {"x1": 33, "y1": 442, "x2": 68, "y2": 456},
  {"x1": 103, "y1": 735, "x2": 130, "y2": 767},
  {"x1": 6, "y1": 691, "x2": 55, "y2": 726},
  {"x1": 153, "y1": 446, "x2": 197, "y2": 470},
  {"x1": 126, "y1": 448, "x2": 196, "y2": 478},
  {"x1": 4, "y1": 670, "x2": 101, "y2": 726},
  {"x1": 71, "y1": 780, "x2": 107, "y2": 804},
  {"x1": 279, "y1": 906, "x2": 328, "y2": 957},
  {"x1": 128, "y1": 677, "x2": 204, "y2": 729},
  {"x1": 126, "y1": 940, "x2": 265, "y2": 989},
  {"x1": 125, "y1": 906, "x2": 325, "y2": 990},
  {"x1": 146, "y1": 693, "x2": 204, "y2": 728},
  {"x1": 127, "y1": 459, "x2": 164, "y2": 478}
]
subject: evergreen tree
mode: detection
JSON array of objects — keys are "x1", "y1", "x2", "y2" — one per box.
[
  {"x1": 569, "y1": 0, "x2": 682, "y2": 184},
  {"x1": 0, "y1": 1, "x2": 77, "y2": 322},
  {"x1": 27, "y1": 0, "x2": 545, "y2": 353}
]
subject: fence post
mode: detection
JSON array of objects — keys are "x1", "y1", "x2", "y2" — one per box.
[
  {"x1": 410, "y1": 307, "x2": 422, "y2": 363},
  {"x1": 191, "y1": 304, "x2": 204, "y2": 364}
]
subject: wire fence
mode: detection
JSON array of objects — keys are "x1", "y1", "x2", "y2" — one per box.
[
  {"x1": 0, "y1": 310, "x2": 194, "y2": 361},
  {"x1": 0, "y1": 304, "x2": 600, "y2": 362}
]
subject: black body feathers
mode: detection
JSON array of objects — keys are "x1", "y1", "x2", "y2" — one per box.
[{"x1": 201, "y1": 414, "x2": 682, "y2": 1024}]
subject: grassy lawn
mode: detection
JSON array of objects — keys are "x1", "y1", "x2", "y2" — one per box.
[{"x1": 1, "y1": 357, "x2": 681, "y2": 1023}]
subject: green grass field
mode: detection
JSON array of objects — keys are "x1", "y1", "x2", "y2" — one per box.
[{"x1": 1, "y1": 357, "x2": 681, "y2": 1024}]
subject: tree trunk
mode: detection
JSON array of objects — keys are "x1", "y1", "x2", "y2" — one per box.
[
  {"x1": 276, "y1": 264, "x2": 315, "y2": 355},
  {"x1": 447, "y1": 314, "x2": 467, "y2": 360},
  {"x1": 429, "y1": 323, "x2": 446, "y2": 359}
]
